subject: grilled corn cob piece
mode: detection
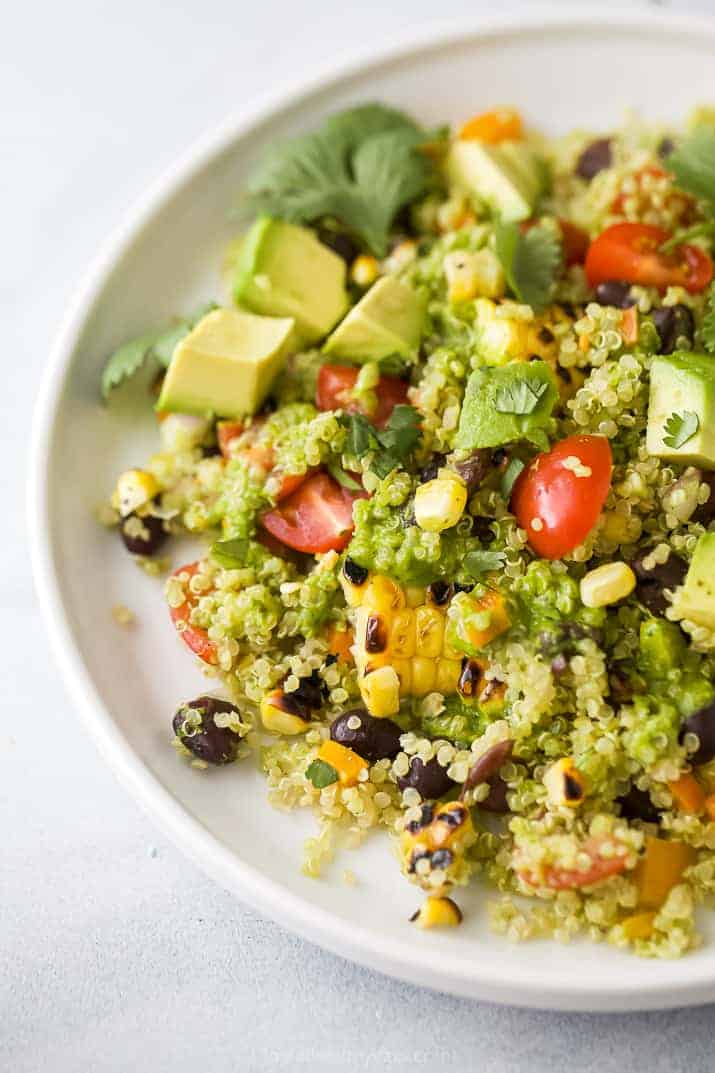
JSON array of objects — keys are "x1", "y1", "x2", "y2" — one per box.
[
  {"x1": 341, "y1": 567, "x2": 508, "y2": 718},
  {"x1": 400, "y1": 801, "x2": 476, "y2": 894}
]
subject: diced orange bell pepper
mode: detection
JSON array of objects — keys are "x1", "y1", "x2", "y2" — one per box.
[
  {"x1": 317, "y1": 740, "x2": 368, "y2": 787},
  {"x1": 459, "y1": 107, "x2": 523, "y2": 144},
  {"x1": 704, "y1": 793, "x2": 715, "y2": 821},
  {"x1": 635, "y1": 835, "x2": 695, "y2": 909},
  {"x1": 327, "y1": 624, "x2": 354, "y2": 664},
  {"x1": 621, "y1": 911, "x2": 656, "y2": 941},
  {"x1": 667, "y1": 773, "x2": 705, "y2": 814},
  {"x1": 621, "y1": 306, "x2": 639, "y2": 345}
]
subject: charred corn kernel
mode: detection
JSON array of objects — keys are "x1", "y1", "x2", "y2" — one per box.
[
  {"x1": 410, "y1": 896, "x2": 463, "y2": 929},
  {"x1": 113, "y1": 468, "x2": 160, "y2": 518},
  {"x1": 580, "y1": 562, "x2": 636, "y2": 608},
  {"x1": 448, "y1": 588, "x2": 510, "y2": 651},
  {"x1": 668, "y1": 773, "x2": 705, "y2": 814},
  {"x1": 473, "y1": 298, "x2": 531, "y2": 366},
  {"x1": 544, "y1": 757, "x2": 585, "y2": 807},
  {"x1": 411, "y1": 657, "x2": 436, "y2": 696},
  {"x1": 360, "y1": 665, "x2": 400, "y2": 717},
  {"x1": 444, "y1": 249, "x2": 505, "y2": 302},
  {"x1": 635, "y1": 836, "x2": 695, "y2": 909},
  {"x1": 392, "y1": 658, "x2": 412, "y2": 695},
  {"x1": 389, "y1": 610, "x2": 416, "y2": 658},
  {"x1": 414, "y1": 477, "x2": 467, "y2": 532},
  {"x1": 621, "y1": 911, "x2": 656, "y2": 941},
  {"x1": 340, "y1": 559, "x2": 369, "y2": 606},
  {"x1": 350, "y1": 254, "x2": 379, "y2": 287},
  {"x1": 363, "y1": 575, "x2": 405, "y2": 614},
  {"x1": 260, "y1": 691, "x2": 310, "y2": 735},
  {"x1": 705, "y1": 793, "x2": 715, "y2": 821},
  {"x1": 401, "y1": 802, "x2": 476, "y2": 893},
  {"x1": 384, "y1": 239, "x2": 417, "y2": 273},
  {"x1": 435, "y1": 659, "x2": 462, "y2": 694},
  {"x1": 415, "y1": 607, "x2": 445, "y2": 658},
  {"x1": 553, "y1": 364, "x2": 585, "y2": 402},
  {"x1": 317, "y1": 740, "x2": 368, "y2": 787},
  {"x1": 405, "y1": 586, "x2": 426, "y2": 608}
]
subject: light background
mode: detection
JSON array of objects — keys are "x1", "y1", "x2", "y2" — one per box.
[{"x1": 5, "y1": 1, "x2": 715, "y2": 1069}]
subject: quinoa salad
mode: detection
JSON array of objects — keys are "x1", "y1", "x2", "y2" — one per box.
[{"x1": 101, "y1": 103, "x2": 715, "y2": 956}]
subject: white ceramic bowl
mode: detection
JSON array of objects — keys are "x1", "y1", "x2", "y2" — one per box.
[{"x1": 30, "y1": 9, "x2": 715, "y2": 1010}]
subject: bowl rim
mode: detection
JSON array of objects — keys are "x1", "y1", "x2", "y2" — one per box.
[{"x1": 28, "y1": 6, "x2": 715, "y2": 1010}]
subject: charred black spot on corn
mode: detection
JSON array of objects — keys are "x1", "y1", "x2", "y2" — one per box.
[
  {"x1": 406, "y1": 802, "x2": 435, "y2": 833},
  {"x1": 365, "y1": 614, "x2": 389, "y2": 653},
  {"x1": 564, "y1": 773, "x2": 584, "y2": 801},
  {"x1": 343, "y1": 557, "x2": 368, "y2": 586},
  {"x1": 435, "y1": 802, "x2": 468, "y2": 829},
  {"x1": 427, "y1": 581, "x2": 452, "y2": 606},
  {"x1": 458, "y1": 658, "x2": 485, "y2": 697}
]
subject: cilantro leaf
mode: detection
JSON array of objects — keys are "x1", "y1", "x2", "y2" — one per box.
[
  {"x1": 101, "y1": 302, "x2": 217, "y2": 399},
  {"x1": 494, "y1": 378, "x2": 549, "y2": 415},
  {"x1": 339, "y1": 404, "x2": 422, "y2": 479},
  {"x1": 494, "y1": 220, "x2": 562, "y2": 312},
  {"x1": 663, "y1": 410, "x2": 700, "y2": 449},
  {"x1": 305, "y1": 759, "x2": 338, "y2": 789},
  {"x1": 243, "y1": 103, "x2": 440, "y2": 256},
  {"x1": 211, "y1": 538, "x2": 250, "y2": 569},
  {"x1": 500, "y1": 458, "x2": 525, "y2": 498},
  {"x1": 668, "y1": 126, "x2": 715, "y2": 207},
  {"x1": 464, "y1": 549, "x2": 506, "y2": 577},
  {"x1": 702, "y1": 284, "x2": 715, "y2": 354}
]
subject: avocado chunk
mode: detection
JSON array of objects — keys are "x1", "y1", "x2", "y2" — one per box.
[
  {"x1": 323, "y1": 276, "x2": 424, "y2": 362},
  {"x1": 646, "y1": 351, "x2": 715, "y2": 468},
  {"x1": 157, "y1": 307, "x2": 295, "y2": 418},
  {"x1": 638, "y1": 618, "x2": 686, "y2": 676},
  {"x1": 446, "y1": 139, "x2": 545, "y2": 222},
  {"x1": 233, "y1": 217, "x2": 349, "y2": 345},
  {"x1": 672, "y1": 532, "x2": 715, "y2": 631},
  {"x1": 455, "y1": 360, "x2": 557, "y2": 450}
]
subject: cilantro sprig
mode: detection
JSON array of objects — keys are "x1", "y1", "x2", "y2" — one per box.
[
  {"x1": 101, "y1": 302, "x2": 216, "y2": 399},
  {"x1": 242, "y1": 104, "x2": 442, "y2": 257},
  {"x1": 339, "y1": 404, "x2": 422, "y2": 478},
  {"x1": 663, "y1": 410, "x2": 700, "y2": 449},
  {"x1": 464, "y1": 549, "x2": 506, "y2": 577},
  {"x1": 494, "y1": 220, "x2": 562, "y2": 312}
]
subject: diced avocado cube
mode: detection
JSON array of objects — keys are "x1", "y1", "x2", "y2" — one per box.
[
  {"x1": 638, "y1": 618, "x2": 686, "y2": 676},
  {"x1": 233, "y1": 217, "x2": 349, "y2": 345},
  {"x1": 672, "y1": 532, "x2": 715, "y2": 631},
  {"x1": 446, "y1": 139, "x2": 545, "y2": 222},
  {"x1": 455, "y1": 360, "x2": 557, "y2": 450},
  {"x1": 323, "y1": 276, "x2": 424, "y2": 363},
  {"x1": 646, "y1": 352, "x2": 715, "y2": 468},
  {"x1": 157, "y1": 307, "x2": 295, "y2": 418}
]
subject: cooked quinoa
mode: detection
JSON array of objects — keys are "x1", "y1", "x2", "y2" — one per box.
[{"x1": 102, "y1": 103, "x2": 715, "y2": 957}]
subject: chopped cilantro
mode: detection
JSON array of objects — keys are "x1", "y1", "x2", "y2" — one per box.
[
  {"x1": 211, "y1": 538, "x2": 250, "y2": 569},
  {"x1": 339, "y1": 405, "x2": 422, "y2": 478},
  {"x1": 500, "y1": 457, "x2": 525, "y2": 498},
  {"x1": 494, "y1": 378, "x2": 549, "y2": 415},
  {"x1": 494, "y1": 220, "x2": 562, "y2": 312},
  {"x1": 663, "y1": 410, "x2": 700, "y2": 449},
  {"x1": 668, "y1": 125, "x2": 715, "y2": 207},
  {"x1": 464, "y1": 549, "x2": 506, "y2": 577},
  {"x1": 306, "y1": 759, "x2": 339, "y2": 788},
  {"x1": 243, "y1": 104, "x2": 442, "y2": 256}
]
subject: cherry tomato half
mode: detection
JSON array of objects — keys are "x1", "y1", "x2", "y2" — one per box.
[
  {"x1": 585, "y1": 222, "x2": 713, "y2": 294},
  {"x1": 518, "y1": 837, "x2": 630, "y2": 891},
  {"x1": 217, "y1": 418, "x2": 312, "y2": 501},
  {"x1": 316, "y1": 363, "x2": 409, "y2": 430},
  {"x1": 168, "y1": 562, "x2": 217, "y2": 665},
  {"x1": 510, "y1": 434, "x2": 612, "y2": 560},
  {"x1": 260, "y1": 472, "x2": 367, "y2": 555}
]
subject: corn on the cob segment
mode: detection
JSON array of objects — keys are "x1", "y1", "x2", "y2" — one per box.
[{"x1": 341, "y1": 567, "x2": 507, "y2": 719}]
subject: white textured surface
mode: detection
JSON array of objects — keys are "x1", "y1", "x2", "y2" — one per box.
[{"x1": 7, "y1": 0, "x2": 715, "y2": 1068}]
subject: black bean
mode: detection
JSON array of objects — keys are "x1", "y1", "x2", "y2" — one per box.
[
  {"x1": 119, "y1": 512, "x2": 167, "y2": 556},
  {"x1": 419, "y1": 457, "x2": 443, "y2": 483},
  {"x1": 172, "y1": 696, "x2": 243, "y2": 765},
  {"x1": 330, "y1": 709, "x2": 402, "y2": 763},
  {"x1": 681, "y1": 700, "x2": 715, "y2": 765},
  {"x1": 617, "y1": 785, "x2": 659, "y2": 823},
  {"x1": 575, "y1": 137, "x2": 612, "y2": 180},
  {"x1": 481, "y1": 777, "x2": 509, "y2": 813},
  {"x1": 317, "y1": 227, "x2": 359, "y2": 265},
  {"x1": 461, "y1": 740, "x2": 513, "y2": 795},
  {"x1": 652, "y1": 304, "x2": 695, "y2": 355},
  {"x1": 594, "y1": 280, "x2": 635, "y2": 309},
  {"x1": 397, "y1": 756, "x2": 455, "y2": 799},
  {"x1": 427, "y1": 581, "x2": 452, "y2": 606},
  {"x1": 469, "y1": 515, "x2": 494, "y2": 542},
  {"x1": 631, "y1": 554, "x2": 688, "y2": 615},
  {"x1": 693, "y1": 472, "x2": 715, "y2": 526},
  {"x1": 453, "y1": 449, "x2": 491, "y2": 492},
  {"x1": 343, "y1": 557, "x2": 368, "y2": 586},
  {"x1": 453, "y1": 581, "x2": 475, "y2": 595}
]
